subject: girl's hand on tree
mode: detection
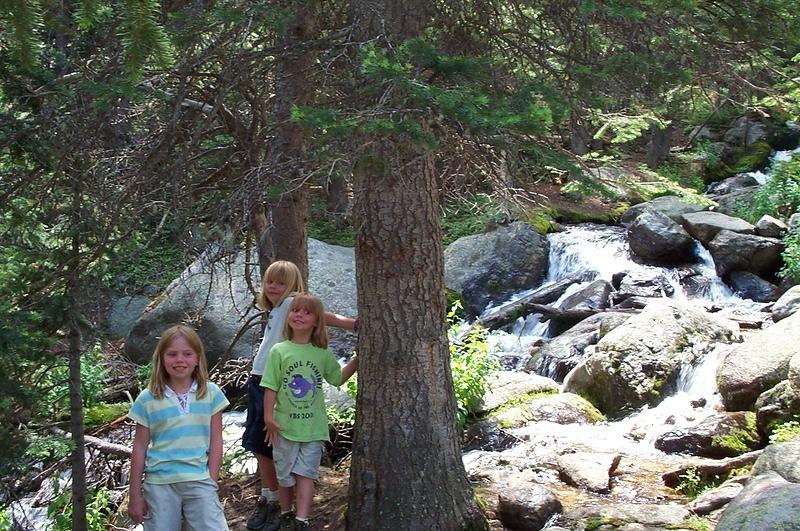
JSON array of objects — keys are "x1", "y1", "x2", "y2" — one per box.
[
  {"x1": 128, "y1": 492, "x2": 148, "y2": 524},
  {"x1": 264, "y1": 417, "x2": 282, "y2": 446}
]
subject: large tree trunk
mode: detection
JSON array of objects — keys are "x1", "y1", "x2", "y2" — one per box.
[
  {"x1": 346, "y1": 4, "x2": 485, "y2": 528},
  {"x1": 262, "y1": 1, "x2": 319, "y2": 281}
]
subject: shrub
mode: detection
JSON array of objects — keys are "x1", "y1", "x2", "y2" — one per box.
[
  {"x1": 769, "y1": 420, "x2": 800, "y2": 443},
  {"x1": 441, "y1": 194, "x2": 508, "y2": 246},
  {"x1": 746, "y1": 154, "x2": 800, "y2": 222}
]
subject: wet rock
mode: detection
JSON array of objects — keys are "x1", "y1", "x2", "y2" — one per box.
[
  {"x1": 496, "y1": 484, "x2": 562, "y2": 531},
  {"x1": 755, "y1": 380, "x2": 800, "y2": 437},
  {"x1": 772, "y1": 285, "x2": 800, "y2": 322},
  {"x1": 750, "y1": 442, "x2": 800, "y2": 483},
  {"x1": 527, "y1": 312, "x2": 631, "y2": 381},
  {"x1": 444, "y1": 222, "x2": 549, "y2": 316},
  {"x1": 563, "y1": 502, "x2": 691, "y2": 529},
  {"x1": 612, "y1": 270, "x2": 675, "y2": 302},
  {"x1": 681, "y1": 211, "x2": 755, "y2": 244},
  {"x1": 627, "y1": 210, "x2": 697, "y2": 265},
  {"x1": 462, "y1": 419, "x2": 518, "y2": 452},
  {"x1": 620, "y1": 195, "x2": 706, "y2": 226},
  {"x1": 556, "y1": 452, "x2": 621, "y2": 493},
  {"x1": 707, "y1": 229, "x2": 784, "y2": 277},
  {"x1": 726, "y1": 271, "x2": 779, "y2": 303},
  {"x1": 754, "y1": 214, "x2": 788, "y2": 238},
  {"x1": 689, "y1": 476, "x2": 747, "y2": 515},
  {"x1": 718, "y1": 311, "x2": 800, "y2": 411},
  {"x1": 563, "y1": 299, "x2": 740, "y2": 418},
  {"x1": 716, "y1": 471, "x2": 800, "y2": 531},
  {"x1": 654, "y1": 412, "x2": 760, "y2": 458}
]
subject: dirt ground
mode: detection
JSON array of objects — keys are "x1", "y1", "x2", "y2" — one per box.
[{"x1": 219, "y1": 466, "x2": 350, "y2": 531}]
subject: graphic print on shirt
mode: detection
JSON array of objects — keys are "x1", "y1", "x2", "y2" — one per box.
[{"x1": 282, "y1": 359, "x2": 322, "y2": 417}]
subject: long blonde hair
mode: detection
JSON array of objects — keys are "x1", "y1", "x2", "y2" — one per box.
[
  {"x1": 256, "y1": 260, "x2": 305, "y2": 311},
  {"x1": 283, "y1": 293, "x2": 329, "y2": 349},
  {"x1": 149, "y1": 325, "x2": 209, "y2": 399}
]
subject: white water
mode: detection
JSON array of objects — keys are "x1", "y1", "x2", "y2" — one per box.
[{"x1": 745, "y1": 145, "x2": 800, "y2": 184}]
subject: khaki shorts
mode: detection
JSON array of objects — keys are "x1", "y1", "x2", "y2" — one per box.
[
  {"x1": 272, "y1": 435, "x2": 323, "y2": 487},
  {"x1": 142, "y1": 477, "x2": 229, "y2": 531}
]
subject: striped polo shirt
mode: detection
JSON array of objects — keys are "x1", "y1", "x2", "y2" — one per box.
[{"x1": 129, "y1": 382, "x2": 229, "y2": 484}]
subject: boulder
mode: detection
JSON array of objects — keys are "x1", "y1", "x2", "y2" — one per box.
[
  {"x1": 706, "y1": 174, "x2": 760, "y2": 196},
  {"x1": 726, "y1": 271, "x2": 779, "y2": 303},
  {"x1": 689, "y1": 476, "x2": 747, "y2": 515},
  {"x1": 712, "y1": 188, "x2": 759, "y2": 217},
  {"x1": 526, "y1": 312, "x2": 632, "y2": 381},
  {"x1": 627, "y1": 209, "x2": 697, "y2": 265},
  {"x1": 556, "y1": 452, "x2": 621, "y2": 493},
  {"x1": 563, "y1": 299, "x2": 740, "y2": 417},
  {"x1": 707, "y1": 229, "x2": 784, "y2": 277},
  {"x1": 620, "y1": 195, "x2": 706, "y2": 225},
  {"x1": 444, "y1": 222, "x2": 549, "y2": 316},
  {"x1": 462, "y1": 419, "x2": 518, "y2": 452},
  {"x1": 563, "y1": 503, "x2": 691, "y2": 530},
  {"x1": 680, "y1": 211, "x2": 755, "y2": 245},
  {"x1": 716, "y1": 472, "x2": 800, "y2": 531},
  {"x1": 723, "y1": 116, "x2": 769, "y2": 147},
  {"x1": 493, "y1": 392, "x2": 604, "y2": 429},
  {"x1": 477, "y1": 371, "x2": 559, "y2": 414},
  {"x1": 755, "y1": 214, "x2": 788, "y2": 238},
  {"x1": 496, "y1": 484, "x2": 562, "y2": 531},
  {"x1": 750, "y1": 442, "x2": 800, "y2": 483},
  {"x1": 755, "y1": 381, "x2": 800, "y2": 436},
  {"x1": 558, "y1": 279, "x2": 613, "y2": 313},
  {"x1": 772, "y1": 285, "x2": 800, "y2": 322},
  {"x1": 654, "y1": 412, "x2": 760, "y2": 458},
  {"x1": 125, "y1": 239, "x2": 358, "y2": 366},
  {"x1": 718, "y1": 311, "x2": 800, "y2": 411},
  {"x1": 108, "y1": 295, "x2": 151, "y2": 338},
  {"x1": 612, "y1": 270, "x2": 676, "y2": 302}
]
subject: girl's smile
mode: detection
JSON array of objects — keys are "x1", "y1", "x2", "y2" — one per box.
[{"x1": 289, "y1": 307, "x2": 317, "y2": 333}]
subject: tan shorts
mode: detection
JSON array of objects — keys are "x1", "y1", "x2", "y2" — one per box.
[
  {"x1": 272, "y1": 435, "x2": 323, "y2": 487},
  {"x1": 142, "y1": 477, "x2": 229, "y2": 531}
]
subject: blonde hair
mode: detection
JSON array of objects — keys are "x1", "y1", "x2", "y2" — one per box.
[
  {"x1": 256, "y1": 260, "x2": 305, "y2": 311},
  {"x1": 283, "y1": 293, "x2": 329, "y2": 349},
  {"x1": 149, "y1": 325, "x2": 209, "y2": 399}
]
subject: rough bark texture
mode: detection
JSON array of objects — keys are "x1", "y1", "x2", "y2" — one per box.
[
  {"x1": 347, "y1": 142, "x2": 485, "y2": 530},
  {"x1": 262, "y1": 1, "x2": 319, "y2": 281}
]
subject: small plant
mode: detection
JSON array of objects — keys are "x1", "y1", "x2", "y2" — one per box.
[
  {"x1": 47, "y1": 485, "x2": 112, "y2": 531},
  {"x1": 35, "y1": 345, "x2": 109, "y2": 420},
  {"x1": 745, "y1": 154, "x2": 800, "y2": 223},
  {"x1": 136, "y1": 361, "x2": 153, "y2": 392},
  {"x1": 24, "y1": 432, "x2": 74, "y2": 462},
  {"x1": 780, "y1": 231, "x2": 800, "y2": 281},
  {"x1": 448, "y1": 302, "x2": 500, "y2": 429},
  {"x1": 769, "y1": 420, "x2": 800, "y2": 443},
  {"x1": 84, "y1": 402, "x2": 130, "y2": 427},
  {"x1": 675, "y1": 467, "x2": 723, "y2": 499}
]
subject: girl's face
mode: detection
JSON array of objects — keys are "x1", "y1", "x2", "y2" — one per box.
[
  {"x1": 162, "y1": 336, "x2": 198, "y2": 382},
  {"x1": 289, "y1": 306, "x2": 317, "y2": 334},
  {"x1": 265, "y1": 278, "x2": 288, "y2": 305}
]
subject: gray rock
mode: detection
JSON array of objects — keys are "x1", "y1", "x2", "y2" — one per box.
[
  {"x1": 708, "y1": 229, "x2": 784, "y2": 277},
  {"x1": 527, "y1": 312, "x2": 632, "y2": 381},
  {"x1": 627, "y1": 210, "x2": 697, "y2": 265},
  {"x1": 620, "y1": 196, "x2": 706, "y2": 225},
  {"x1": 563, "y1": 299, "x2": 739, "y2": 417},
  {"x1": 723, "y1": 116, "x2": 769, "y2": 146},
  {"x1": 716, "y1": 472, "x2": 800, "y2": 531},
  {"x1": 126, "y1": 239, "x2": 357, "y2": 366},
  {"x1": 477, "y1": 371, "x2": 559, "y2": 414},
  {"x1": 751, "y1": 442, "x2": 800, "y2": 483},
  {"x1": 706, "y1": 174, "x2": 760, "y2": 196},
  {"x1": 712, "y1": 188, "x2": 759, "y2": 217},
  {"x1": 108, "y1": 295, "x2": 151, "y2": 338},
  {"x1": 726, "y1": 271, "x2": 779, "y2": 303},
  {"x1": 654, "y1": 412, "x2": 760, "y2": 458},
  {"x1": 444, "y1": 222, "x2": 549, "y2": 316},
  {"x1": 755, "y1": 380, "x2": 800, "y2": 436},
  {"x1": 718, "y1": 311, "x2": 800, "y2": 411},
  {"x1": 790, "y1": 212, "x2": 800, "y2": 233},
  {"x1": 564, "y1": 503, "x2": 691, "y2": 529},
  {"x1": 462, "y1": 419, "x2": 518, "y2": 452},
  {"x1": 689, "y1": 476, "x2": 747, "y2": 515},
  {"x1": 755, "y1": 214, "x2": 788, "y2": 238},
  {"x1": 493, "y1": 392, "x2": 604, "y2": 429},
  {"x1": 680, "y1": 211, "x2": 755, "y2": 245},
  {"x1": 556, "y1": 452, "x2": 621, "y2": 493},
  {"x1": 558, "y1": 279, "x2": 613, "y2": 313},
  {"x1": 790, "y1": 352, "x2": 800, "y2": 391},
  {"x1": 772, "y1": 285, "x2": 800, "y2": 322},
  {"x1": 497, "y1": 484, "x2": 563, "y2": 531}
]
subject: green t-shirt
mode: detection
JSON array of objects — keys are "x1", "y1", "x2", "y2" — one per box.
[{"x1": 261, "y1": 340, "x2": 343, "y2": 442}]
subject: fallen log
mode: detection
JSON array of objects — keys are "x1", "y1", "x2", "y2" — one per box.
[{"x1": 662, "y1": 449, "x2": 763, "y2": 488}]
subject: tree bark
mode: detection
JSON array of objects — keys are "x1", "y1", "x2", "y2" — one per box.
[
  {"x1": 263, "y1": 1, "x2": 319, "y2": 282},
  {"x1": 646, "y1": 124, "x2": 674, "y2": 169}
]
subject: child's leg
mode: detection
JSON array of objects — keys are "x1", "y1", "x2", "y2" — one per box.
[
  {"x1": 142, "y1": 483, "x2": 183, "y2": 531},
  {"x1": 293, "y1": 475, "x2": 315, "y2": 520},
  {"x1": 257, "y1": 453, "x2": 280, "y2": 490},
  {"x1": 278, "y1": 484, "x2": 294, "y2": 513},
  {"x1": 181, "y1": 478, "x2": 229, "y2": 531}
]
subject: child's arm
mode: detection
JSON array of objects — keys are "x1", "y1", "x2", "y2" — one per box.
[
  {"x1": 263, "y1": 388, "x2": 282, "y2": 447},
  {"x1": 324, "y1": 311, "x2": 358, "y2": 331},
  {"x1": 341, "y1": 356, "x2": 358, "y2": 384},
  {"x1": 208, "y1": 411, "x2": 224, "y2": 483},
  {"x1": 128, "y1": 423, "x2": 150, "y2": 524}
]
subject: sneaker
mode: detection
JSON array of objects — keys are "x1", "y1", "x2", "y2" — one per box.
[
  {"x1": 292, "y1": 519, "x2": 310, "y2": 530},
  {"x1": 278, "y1": 511, "x2": 296, "y2": 531},
  {"x1": 246, "y1": 497, "x2": 280, "y2": 530}
]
